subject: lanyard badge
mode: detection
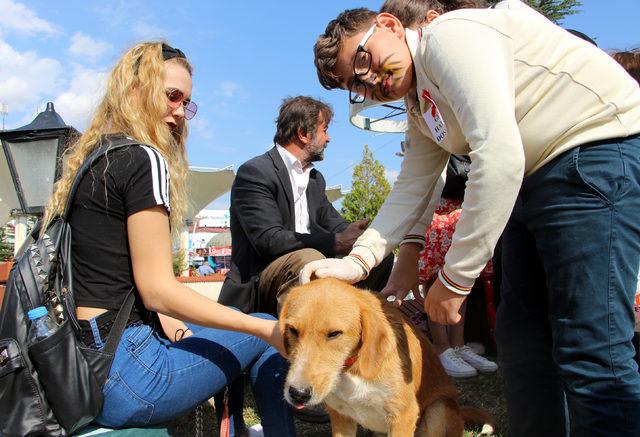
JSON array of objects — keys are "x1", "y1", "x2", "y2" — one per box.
[{"x1": 421, "y1": 89, "x2": 447, "y2": 144}]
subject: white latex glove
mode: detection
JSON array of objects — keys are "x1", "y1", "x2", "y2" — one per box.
[{"x1": 299, "y1": 257, "x2": 367, "y2": 284}]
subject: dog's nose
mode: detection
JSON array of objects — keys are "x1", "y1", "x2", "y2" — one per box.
[{"x1": 288, "y1": 386, "x2": 312, "y2": 404}]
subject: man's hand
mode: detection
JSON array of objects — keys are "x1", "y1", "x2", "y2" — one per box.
[
  {"x1": 424, "y1": 277, "x2": 467, "y2": 324},
  {"x1": 299, "y1": 257, "x2": 367, "y2": 284},
  {"x1": 380, "y1": 243, "x2": 422, "y2": 306},
  {"x1": 334, "y1": 219, "x2": 369, "y2": 255}
]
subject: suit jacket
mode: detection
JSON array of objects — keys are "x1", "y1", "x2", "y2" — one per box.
[{"x1": 218, "y1": 147, "x2": 348, "y2": 312}]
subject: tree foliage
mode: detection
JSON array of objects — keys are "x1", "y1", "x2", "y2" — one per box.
[
  {"x1": 485, "y1": 0, "x2": 582, "y2": 24},
  {"x1": 0, "y1": 226, "x2": 13, "y2": 262},
  {"x1": 341, "y1": 145, "x2": 391, "y2": 223},
  {"x1": 172, "y1": 250, "x2": 186, "y2": 276}
]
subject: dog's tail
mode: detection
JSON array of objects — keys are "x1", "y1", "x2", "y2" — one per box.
[{"x1": 460, "y1": 406, "x2": 495, "y2": 436}]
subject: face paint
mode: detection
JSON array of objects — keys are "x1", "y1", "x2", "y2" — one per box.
[{"x1": 371, "y1": 55, "x2": 404, "y2": 101}]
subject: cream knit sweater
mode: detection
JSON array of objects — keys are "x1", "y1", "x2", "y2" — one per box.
[{"x1": 351, "y1": 1, "x2": 640, "y2": 289}]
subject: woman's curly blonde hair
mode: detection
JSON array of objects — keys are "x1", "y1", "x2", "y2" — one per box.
[{"x1": 42, "y1": 41, "x2": 192, "y2": 236}]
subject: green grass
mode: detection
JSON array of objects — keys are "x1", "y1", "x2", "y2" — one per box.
[{"x1": 170, "y1": 364, "x2": 507, "y2": 436}]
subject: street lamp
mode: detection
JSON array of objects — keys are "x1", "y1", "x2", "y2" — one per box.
[
  {"x1": 0, "y1": 102, "x2": 78, "y2": 215},
  {"x1": 0, "y1": 102, "x2": 78, "y2": 253}
]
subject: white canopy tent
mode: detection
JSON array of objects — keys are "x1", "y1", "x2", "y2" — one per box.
[
  {"x1": 325, "y1": 184, "x2": 344, "y2": 203},
  {"x1": 349, "y1": 99, "x2": 407, "y2": 133},
  {"x1": 0, "y1": 163, "x2": 236, "y2": 227},
  {"x1": 185, "y1": 166, "x2": 235, "y2": 223}
]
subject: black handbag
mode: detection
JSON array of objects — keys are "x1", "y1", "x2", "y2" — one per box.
[
  {"x1": 0, "y1": 137, "x2": 141, "y2": 436},
  {"x1": 218, "y1": 267, "x2": 260, "y2": 314}
]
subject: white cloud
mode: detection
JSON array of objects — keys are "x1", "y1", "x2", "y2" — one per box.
[
  {"x1": 133, "y1": 21, "x2": 169, "y2": 39},
  {"x1": 69, "y1": 32, "x2": 111, "y2": 62},
  {"x1": 0, "y1": 38, "x2": 106, "y2": 130},
  {"x1": 53, "y1": 66, "x2": 108, "y2": 130},
  {"x1": 190, "y1": 118, "x2": 213, "y2": 139},
  {"x1": 385, "y1": 169, "x2": 399, "y2": 185},
  {"x1": 0, "y1": 39, "x2": 64, "y2": 112},
  {"x1": 219, "y1": 81, "x2": 240, "y2": 98},
  {"x1": 0, "y1": 0, "x2": 59, "y2": 36},
  {"x1": 215, "y1": 81, "x2": 249, "y2": 101}
]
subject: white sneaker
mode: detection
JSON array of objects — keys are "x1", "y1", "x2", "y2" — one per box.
[
  {"x1": 439, "y1": 348, "x2": 477, "y2": 378},
  {"x1": 455, "y1": 346, "x2": 498, "y2": 373},
  {"x1": 465, "y1": 342, "x2": 486, "y2": 355},
  {"x1": 248, "y1": 424, "x2": 264, "y2": 437}
]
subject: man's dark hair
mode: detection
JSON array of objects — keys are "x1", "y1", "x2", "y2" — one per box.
[
  {"x1": 314, "y1": 8, "x2": 377, "y2": 90},
  {"x1": 612, "y1": 49, "x2": 640, "y2": 85},
  {"x1": 273, "y1": 96, "x2": 334, "y2": 145}
]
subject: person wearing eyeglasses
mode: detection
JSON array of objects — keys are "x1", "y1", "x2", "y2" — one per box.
[
  {"x1": 41, "y1": 42, "x2": 295, "y2": 436},
  {"x1": 304, "y1": 2, "x2": 640, "y2": 436}
]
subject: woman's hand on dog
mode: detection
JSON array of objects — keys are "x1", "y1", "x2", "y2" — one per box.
[
  {"x1": 255, "y1": 318, "x2": 288, "y2": 357},
  {"x1": 380, "y1": 243, "x2": 421, "y2": 306},
  {"x1": 424, "y1": 278, "x2": 466, "y2": 325}
]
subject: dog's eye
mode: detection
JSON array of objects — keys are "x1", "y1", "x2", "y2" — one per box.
[
  {"x1": 327, "y1": 330, "x2": 343, "y2": 339},
  {"x1": 288, "y1": 326, "x2": 299, "y2": 337}
]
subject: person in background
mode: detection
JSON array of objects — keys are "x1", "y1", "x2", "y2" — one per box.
[
  {"x1": 42, "y1": 41, "x2": 294, "y2": 437},
  {"x1": 612, "y1": 48, "x2": 640, "y2": 85},
  {"x1": 307, "y1": 3, "x2": 640, "y2": 435},
  {"x1": 218, "y1": 96, "x2": 394, "y2": 318},
  {"x1": 197, "y1": 257, "x2": 215, "y2": 276}
]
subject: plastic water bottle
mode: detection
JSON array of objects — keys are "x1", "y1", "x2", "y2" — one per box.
[{"x1": 27, "y1": 306, "x2": 58, "y2": 344}]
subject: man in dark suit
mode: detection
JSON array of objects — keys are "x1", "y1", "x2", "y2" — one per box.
[{"x1": 218, "y1": 96, "x2": 393, "y2": 316}]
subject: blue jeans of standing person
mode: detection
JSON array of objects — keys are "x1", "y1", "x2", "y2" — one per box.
[
  {"x1": 93, "y1": 313, "x2": 295, "y2": 437},
  {"x1": 496, "y1": 134, "x2": 640, "y2": 437}
]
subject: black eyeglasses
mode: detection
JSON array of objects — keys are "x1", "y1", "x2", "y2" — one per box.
[
  {"x1": 349, "y1": 24, "x2": 376, "y2": 104},
  {"x1": 165, "y1": 88, "x2": 197, "y2": 120}
]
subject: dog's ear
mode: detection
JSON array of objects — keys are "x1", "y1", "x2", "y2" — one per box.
[
  {"x1": 282, "y1": 324, "x2": 293, "y2": 357},
  {"x1": 357, "y1": 298, "x2": 391, "y2": 379},
  {"x1": 279, "y1": 299, "x2": 292, "y2": 356}
]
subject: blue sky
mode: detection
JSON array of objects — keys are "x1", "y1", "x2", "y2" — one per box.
[{"x1": 1, "y1": 0, "x2": 638, "y2": 210}]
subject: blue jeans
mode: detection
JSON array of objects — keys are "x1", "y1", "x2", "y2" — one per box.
[
  {"x1": 496, "y1": 135, "x2": 640, "y2": 436},
  {"x1": 94, "y1": 313, "x2": 295, "y2": 437}
]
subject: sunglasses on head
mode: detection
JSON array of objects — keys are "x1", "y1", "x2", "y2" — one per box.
[{"x1": 165, "y1": 88, "x2": 197, "y2": 120}]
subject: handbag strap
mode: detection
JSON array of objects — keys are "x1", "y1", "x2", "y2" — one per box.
[
  {"x1": 101, "y1": 289, "x2": 136, "y2": 355},
  {"x1": 57, "y1": 135, "x2": 144, "y2": 334},
  {"x1": 62, "y1": 136, "x2": 142, "y2": 219}
]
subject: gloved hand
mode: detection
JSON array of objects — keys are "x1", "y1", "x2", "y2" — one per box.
[{"x1": 299, "y1": 257, "x2": 367, "y2": 284}]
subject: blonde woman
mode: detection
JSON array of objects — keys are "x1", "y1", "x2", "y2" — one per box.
[{"x1": 42, "y1": 42, "x2": 295, "y2": 436}]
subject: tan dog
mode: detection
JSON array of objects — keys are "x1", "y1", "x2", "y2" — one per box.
[{"x1": 280, "y1": 278, "x2": 494, "y2": 437}]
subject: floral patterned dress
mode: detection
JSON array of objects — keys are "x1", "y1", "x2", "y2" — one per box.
[{"x1": 418, "y1": 198, "x2": 493, "y2": 284}]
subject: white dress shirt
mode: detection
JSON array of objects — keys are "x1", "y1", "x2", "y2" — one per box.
[{"x1": 276, "y1": 145, "x2": 313, "y2": 234}]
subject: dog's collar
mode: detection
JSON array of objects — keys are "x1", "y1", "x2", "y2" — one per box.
[{"x1": 343, "y1": 355, "x2": 358, "y2": 368}]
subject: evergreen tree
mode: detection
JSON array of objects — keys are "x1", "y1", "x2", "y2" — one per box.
[
  {"x1": 485, "y1": 0, "x2": 582, "y2": 24},
  {"x1": 341, "y1": 145, "x2": 391, "y2": 223},
  {"x1": 0, "y1": 226, "x2": 12, "y2": 261}
]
